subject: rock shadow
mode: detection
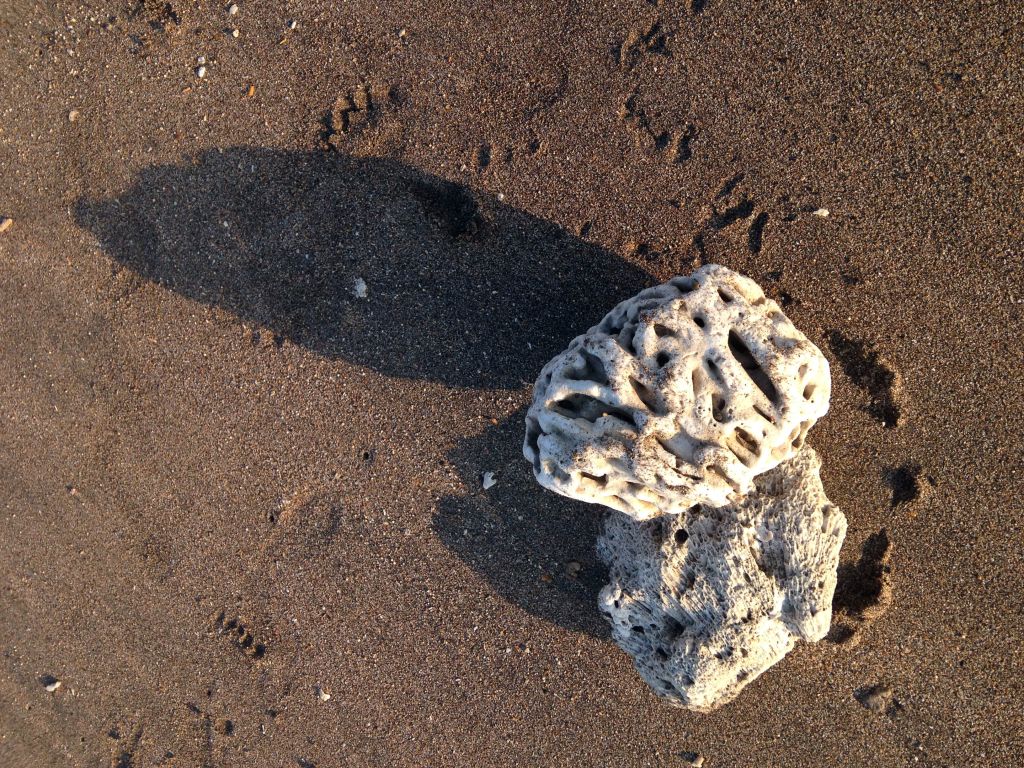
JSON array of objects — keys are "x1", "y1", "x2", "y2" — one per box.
[
  {"x1": 74, "y1": 148, "x2": 650, "y2": 389},
  {"x1": 433, "y1": 407, "x2": 611, "y2": 637}
]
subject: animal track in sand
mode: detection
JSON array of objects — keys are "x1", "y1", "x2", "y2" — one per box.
[
  {"x1": 411, "y1": 179, "x2": 487, "y2": 241},
  {"x1": 108, "y1": 723, "x2": 143, "y2": 768},
  {"x1": 132, "y1": 0, "x2": 182, "y2": 35},
  {"x1": 690, "y1": 173, "x2": 770, "y2": 261},
  {"x1": 262, "y1": 491, "x2": 345, "y2": 555},
  {"x1": 325, "y1": 83, "x2": 407, "y2": 155},
  {"x1": 619, "y1": 91, "x2": 696, "y2": 165},
  {"x1": 828, "y1": 528, "x2": 893, "y2": 644},
  {"x1": 827, "y1": 331, "x2": 905, "y2": 428},
  {"x1": 692, "y1": 181, "x2": 845, "y2": 263},
  {"x1": 614, "y1": 22, "x2": 670, "y2": 70},
  {"x1": 210, "y1": 609, "x2": 266, "y2": 660},
  {"x1": 474, "y1": 142, "x2": 492, "y2": 171},
  {"x1": 644, "y1": 0, "x2": 706, "y2": 14},
  {"x1": 885, "y1": 463, "x2": 935, "y2": 510},
  {"x1": 327, "y1": 85, "x2": 375, "y2": 142}
]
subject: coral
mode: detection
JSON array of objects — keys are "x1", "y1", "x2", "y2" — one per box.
[
  {"x1": 524, "y1": 265, "x2": 845, "y2": 710},
  {"x1": 597, "y1": 448, "x2": 846, "y2": 711},
  {"x1": 524, "y1": 264, "x2": 830, "y2": 521}
]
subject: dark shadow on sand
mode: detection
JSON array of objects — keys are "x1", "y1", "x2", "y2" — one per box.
[
  {"x1": 74, "y1": 147, "x2": 649, "y2": 390},
  {"x1": 433, "y1": 407, "x2": 611, "y2": 638},
  {"x1": 74, "y1": 148, "x2": 647, "y2": 635}
]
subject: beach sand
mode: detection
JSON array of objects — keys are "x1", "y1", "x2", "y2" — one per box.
[{"x1": 1, "y1": 1, "x2": 1022, "y2": 765}]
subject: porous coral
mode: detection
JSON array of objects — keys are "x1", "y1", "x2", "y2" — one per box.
[
  {"x1": 524, "y1": 264, "x2": 845, "y2": 711},
  {"x1": 524, "y1": 264, "x2": 830, "y2": 521},
  {"x1": 597, "y1": 447, "x2": 846, "y2": 710}
]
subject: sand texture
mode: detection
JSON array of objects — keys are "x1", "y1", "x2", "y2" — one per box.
[{"x1": 1, "y1": 1, "x2": 1022, "y2": 766}]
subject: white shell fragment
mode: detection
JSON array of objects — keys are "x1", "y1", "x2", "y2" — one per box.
[
  {"x1": 597, "y1": 447, "x2": 846, "y2": 711},
  {"x1": 524, "y1": 264, "x2": 830, "y2": 520}
]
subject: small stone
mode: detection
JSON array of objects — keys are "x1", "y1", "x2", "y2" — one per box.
[
  {"x1": 197, "y1": 55, "x2": 206, "y2": 65},
  {"x1": 482, "y1": 471, "x2": 497, "y2": 490},
  {"x1": 68, "y1": 110, "x2": 79, "y2": 122},
  {"x1": 196, "y1": 66, "x2": 206, "y2": 78},
  {"x1": 352, "y1": 277, "x2": 368, "y2": 298},
  {"x1": 228, "y1": 3, "x2": 239, "y2": 14},
  {"x1": 813, "y1": 208, "x2": 830, "y2": 217},
  {"x1": 565, "y1": 560, "x2": 582, "y2": 578},
  {"x1": 39, "y1": 675, "x2": 61, "y2": 692},
  {"x1": 288, "y1": 19, "x2": 297, "y2": 29},
  {"x1": 247, "y1": 84, "x2": 256, "y2": 97},
  {"x1": 316, "y1": 685, "x2": 331, "y2": 702},
  {"x1": 0, "y1": 217, "x2": 13, "y2": 233},
  {"x1": 231, "y1": 28, "x2": 239, "y2": 38},
  {"x1": 680, "y1": 753, "x2": 704, "y2": 767}
]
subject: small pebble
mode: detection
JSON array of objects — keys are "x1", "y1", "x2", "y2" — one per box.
[
  {"x1": 566, "y1": 560, "x2": 582, "y2": 578},
  {"x1": 39, "y1": 675, "x2": 61, "y2": 692},
  {"x1": 482, "y1": 471, "x2": 497, "y2": 490},
  {"x1": 812, "y1": 208, "x2": 830, "y2": 217},
  {"x1": 228, "y1": 3, "x2": 239, "y2": 14},
  {"x1": 196, "y1": 66, "x2": 206, "y2": 78},
  {"x1": 0, "y1": 217, "x2": 13, "y2": 233},
  {"x1": 288, "y1": 19, "x2": 297, "y2": 29},
  {"x1": 197, "y1": 55, "x2": 206, "y2": 64},
  {"x1": 316, "y1": 685, "x2": 331, "y2": 702},
  {"x1": 68, "y1": 110, "x2": 79, "y2": 122},
  {"x1": 231, "y1": 28, "x2": 240, "y2": 38},
  {"x1": 352, "y1": 277, "x2": 368, "y2": 298}
]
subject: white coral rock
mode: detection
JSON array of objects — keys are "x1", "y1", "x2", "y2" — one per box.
[
  {"x1": 597, "y1": 447, "x2": 846, "y2": 711},
  {"x1": 524, "y1": 264, "x2": 844, "y2": 711},
  {"x1": 523, "y1": 264, "x2": 830, "y2": 521}
]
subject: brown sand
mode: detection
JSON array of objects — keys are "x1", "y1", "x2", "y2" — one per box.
[{"x1": 1, "y1": 1, "x2": 1022, "y2": 766}]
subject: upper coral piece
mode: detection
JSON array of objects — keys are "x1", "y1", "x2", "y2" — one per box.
[{"x1": 524, "y1": 264, "x2": 830, "y2": 520}]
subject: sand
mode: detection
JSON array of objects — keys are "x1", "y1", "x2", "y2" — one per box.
[{"x1": 1, "y1": 1, "x2": 1022, "y2": 766}]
